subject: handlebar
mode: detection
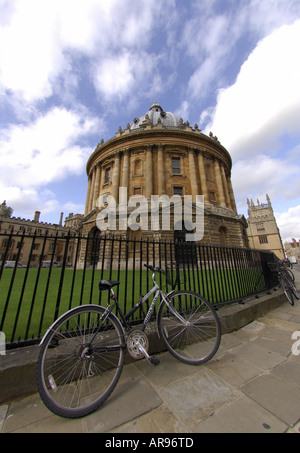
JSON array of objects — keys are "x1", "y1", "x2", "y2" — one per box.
[{"x1": 144, "y1": 264, "x2": 162, "y2": 273}]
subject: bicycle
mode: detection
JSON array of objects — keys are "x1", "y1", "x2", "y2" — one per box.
[
  {"x1": 268, "y1": 261, "x2": 299, "y2": 306},
  {"x1": 280, "y1": 260, "x2": 295, "y2": 283},
  {"x1": 36, "y1": 264, "x2": 221, "y2": 419}
]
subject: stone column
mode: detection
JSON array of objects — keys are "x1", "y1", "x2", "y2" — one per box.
[
  {"x1": 197, "y1": 151, "x2": 209, "y2": 202},
  {"x1": 220, "y1": 165, "x2": 231, "y2": 209},
  {"x1": 213, "y1": 158, "x2": 226, "y2": 208},
  {"x1": 157, "y1": 144, "x2": 165, "y2": 195},
  {"x1": 145, "y1": 145, "x2": 153, "y2": 199},
  {"x1": 88, "y1": 167, "x2": 96, "y2": 212},
  {"x1": 112, "y1": 152, "x2": 121, "y2": 203},
  {"x1": 85, "y1": 174, "x2": 92, "y2": 216},
  {"x1": 228, "y1": 176, "x2": 237, "y2": 213},
  {"x1": 188, "y1": 147, "x2": 199, "y2": 200},
  {"x1": 121, "y1": 149, "x2": 130, "y2": 199},
  {"x1": 93, "y1": 164, "x2": 101, "y2": 209}
]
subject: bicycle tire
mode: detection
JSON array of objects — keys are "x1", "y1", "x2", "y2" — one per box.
[
  {"x1": 287, "y1": 277, "x2": 299, "y2": 300},
  {"x1": 157, "y1": 290, "x2": 221, "y2": 365},
  {"x1": 281, "y1": 277, "x2": 294, "y2": 306},
  {"x1": 37, "y1": 305, "x2": 125, "y2": 418},
  {"x1": 285, "y1": 268, "x2": 295, "y2": 283}
]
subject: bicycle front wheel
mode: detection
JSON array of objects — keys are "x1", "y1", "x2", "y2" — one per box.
[
  {"x1": 37, "y1": 305, "x2": 125, "y2": 418},
  {"x1": 157, "y1": 290, "x2": 221, "y2": 365},
  {"x1": 281, "y1": 277, "x2": 294, "y2": 306},
  {"x1": 285, "y1": 268, "x2": 295, "y2": 283}
]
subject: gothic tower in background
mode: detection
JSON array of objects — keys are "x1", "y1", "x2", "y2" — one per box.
[{"x1": 246, "y1": 194, "x2": 285, "y2": 259}]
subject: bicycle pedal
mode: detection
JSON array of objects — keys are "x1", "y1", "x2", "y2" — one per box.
[{"x1": 148, "y1": 355, "x2": 160, "y2": 366}]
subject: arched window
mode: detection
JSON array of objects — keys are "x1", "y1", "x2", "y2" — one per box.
[
  {"x1": 133, "y1": 159, "x2": 143, "y2": 176},
  {"x1": 219, "y1": 226, "x2": 227, "y2": 246},
  {"x1": 205, "y1": 164, "x2": 214, "y2": 181},
  {"x1": 88, "y1": 227, "x2": 101, "y2": 265}
]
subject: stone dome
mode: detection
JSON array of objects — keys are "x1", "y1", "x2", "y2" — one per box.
[{"x1": 130, "y1": 101, "x2": 180, "y2": 129}]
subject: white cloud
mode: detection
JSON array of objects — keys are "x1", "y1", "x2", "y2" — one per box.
[
  {"x1": 232, "y1": 154, "x2": 300, "y2": 207},
  {"x1": 0, "y1": 0, "x2": 65, "y2": 102},
  {"x1": 0, "y1": 186, "x2": 59, "y2": 219},
  {"x1": 276, "y1": 205, "x2": 300, "y2": 242},
  {"x1": 0, "y1": 106, "x2": 101, "y2": 213},
  {"x1": 205, "y1": 20, "x2": 300, "y2": 157},
  {"x1": 245, "y1": 0, "x2": 300, "y2": 35},
  {"x1": 93, "y1": 51, "x2": 162, "y2": 102},
  {"x1": 0, "y1": 0, "x2": 174, "y2": 105},
  {"x1": 203, "y1": 19, "x2": 300, "y2": 241},
  {"x1": 0, "y1": 107, "x2": 99, "y2": 186}
]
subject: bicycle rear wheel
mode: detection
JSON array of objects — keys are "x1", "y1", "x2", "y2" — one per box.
[
  {"x1": 37, "y1": 305, "x2": 125, "y2": 418},
  {"x1": 157, "y1": 290, "x2": 221, "y2": 365}
]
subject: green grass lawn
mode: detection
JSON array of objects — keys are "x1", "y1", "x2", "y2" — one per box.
[
  {"x1": 0, "y1": 268, "x2": 151, "y2": 343},
  {"x1": 0, "y1": 266, "x2": 266, "y2": 344}
]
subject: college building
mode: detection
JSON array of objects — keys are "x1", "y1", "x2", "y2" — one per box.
[
  {"x1": 246, "y1": 194, "x2": 285, "y2": 260},
  {"x1": 0, "y1": 207, "x2": 82, "y2": 266}
]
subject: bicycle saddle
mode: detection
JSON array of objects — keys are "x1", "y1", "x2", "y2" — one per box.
[{"x1": 99, "y1": 280, "x2": 120, "y2": 291}]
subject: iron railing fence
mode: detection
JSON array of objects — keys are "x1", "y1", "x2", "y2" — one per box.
[{"x1": 0, "y1": 231, "x2": 278, "y2": 349}]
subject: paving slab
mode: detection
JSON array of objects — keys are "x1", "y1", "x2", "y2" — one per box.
[
  {"x1": 215, "y1": 332, "x2": 244, "y2": 353},
  {"x1": 251, "y1": 335, "x2": 292, "y2": 358},
  {"x1": 241, "y1": 373, "x2": 300, "y2": 426},
  {"x1": 192, "y1": 394, "x2": 288, "y2": 433},
  {"x1": 272, "y1": 360, "x2": 300, "y2": 389},
  {"x1": 228, "y1": 341, "x2": 287, "y2": 371},
  {"x1": 158, "y1": 368, "x2": 237, "y2": 428},
  {"x1": 85, "y1": 376, "x2": 163, "y2": 433},
  {"x1": 110, "y1": 405, "x2": 188, "y2": 434},
  {"x1": 205, "y1": 352, "x2": 261, "y2": 387},
  {"x1": 134, "y1": 352, "x2": 198, "y2": 388},
  {"x1": 0, "y1": 405, "x2": 8, "y2": 432}
]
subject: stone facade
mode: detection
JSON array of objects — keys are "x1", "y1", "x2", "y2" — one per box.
[
  {"x1": 246, "y1": 194, "x2": 285, "y2": 259},
  {"x1": 284, "y1": 239, "x2": 300, "y2": 263},
  {"x1": 0, "y1": 210, "x2": 76, "y2": 266},
  {"x1": 82, "y1": 102, "x2": 248, "y2": 249}
]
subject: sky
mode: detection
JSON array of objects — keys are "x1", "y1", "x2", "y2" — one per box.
[{"x1": 1, "y1": 0, "x2": 300, "y2": 244}]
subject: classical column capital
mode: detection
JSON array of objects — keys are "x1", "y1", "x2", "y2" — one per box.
[{"x1": 121, "y1": 147, "x2": 130, "y2": 155}]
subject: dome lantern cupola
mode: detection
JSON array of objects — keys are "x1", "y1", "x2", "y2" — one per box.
[{"x1": 130, "y1": 101, "x2": 180, "y2": 129}]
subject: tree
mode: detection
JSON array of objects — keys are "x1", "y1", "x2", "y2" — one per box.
[{"x1": 0, "y1": 201, "x2": 14, "y2": 218}]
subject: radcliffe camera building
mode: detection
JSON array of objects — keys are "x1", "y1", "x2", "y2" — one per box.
[{"x1": 82, "y1": 102, "x2": 249, "y2": 247}]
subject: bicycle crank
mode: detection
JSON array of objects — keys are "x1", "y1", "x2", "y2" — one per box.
[
  {"x1": 127, "y1": 331, "x2": 149, "y2": 359},
  {"x1": 127, "y1": 331, "x2": 160, "y2": 365}
]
